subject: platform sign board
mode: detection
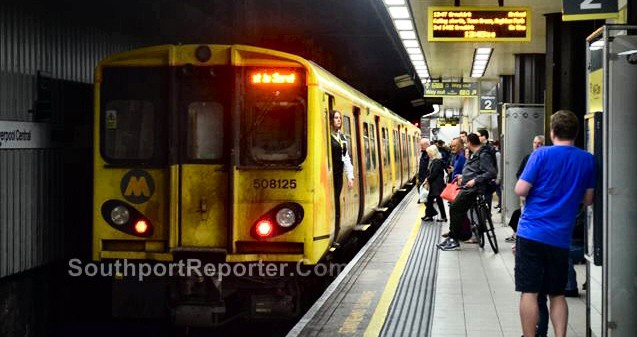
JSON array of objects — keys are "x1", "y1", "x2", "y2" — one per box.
[
  {"x1": 562, "y1": 0, "x2": 618, "y2": 21},
  {"x1": 423, "y1": 82, "x2": 477, "y2": 97},
  {"x1": 428, "y1": 7, "x2": 530, "y2": 42},
  {"x1": 0, "y1": 121, "x2": 54, "y2": 149}
]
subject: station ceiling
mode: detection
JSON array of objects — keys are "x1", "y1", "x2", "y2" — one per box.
[{"x1": 49, "y1": 0, "x2": 569, "y2": 121}]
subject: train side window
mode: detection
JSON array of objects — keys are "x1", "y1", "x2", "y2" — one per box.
[
  {"x1": 402, "y1": 133, "x2": 407, "y2": 161},
  {"x1": 382, "y1": 128, "x2": 389, "y2": 167},
  {"x1": 187, "y1": 102, "x2": 223, "y2": 160},
  {"x1": 393, "y1": 129, "x2": 399, "y2": 164},
  {"x1": 342, "y1": 114, "x2": 356, "y2": 169},
  {"x1": 370, "y1": 123, "x2": 377, "y2": 170},
  {"x1": 363, "y1": 123, "x2": 371, "y2": 170},
  {"x1": 343, "y1": 115, "x2": 352, "y2": 144}
]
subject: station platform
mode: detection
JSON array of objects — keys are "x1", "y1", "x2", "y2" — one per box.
[{"x1": 286, "y1": 190, "x2": 587, "y2": 337}]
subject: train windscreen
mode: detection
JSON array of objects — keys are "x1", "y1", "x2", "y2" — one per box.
[
  {"x1": 240, "y1": 68, "x2": 307, "y2": 166},
  {"x1": 100, "y1": 66, "x2": 168, "y2": 165}
]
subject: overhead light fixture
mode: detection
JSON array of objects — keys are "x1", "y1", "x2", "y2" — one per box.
[
  {"x1": 382, "y1": 0, "x2": 430, "y2": 81},
  {"x1": 399, "y1": 30, "x2": 416, "y2": 39},
  {"x1": 470, "y1": 47, "x2": 493, "y2": 78},
  {"x1": 394, "y1": 74, "x2": 415, "y2": 88},
  {"x1": 618, "y1": 49, "x2": 637, "y2": 55},
  {"x1": 393, "y1": 19, "x2": 413, "y2": 31},
  {"x1": 402, "y1": 40, "x2": 419, "y2": 48},
  {"x1": 388, "y1": 6, "x2": 410, "y2": 19},
  {"x1": 411, "y1": 98, "x2": 425, "y2": 107}
]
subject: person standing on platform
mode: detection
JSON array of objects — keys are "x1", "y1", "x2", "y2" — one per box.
[
  {"x1": 447, "y1": 137, "x2": 466, "y2": 182},
  {"x1": 330, "y1": 110, "x2": 354, "y2": 237},
  {"x1": 417, "y1": 138, "x2": 430, "y2": 204},
  {"x1": 514, "y1": 110, "x2": 595, "y2": 337},
  {"x1": 421, "y1": 145, "x2": 447, "y2": 222}
]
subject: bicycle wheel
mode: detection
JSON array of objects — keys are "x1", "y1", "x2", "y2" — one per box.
[
  {"x1": 480, "y1": 205, "x2": 499, "y2": 253},
  {"x1": 472, "y1": 208, "x2": 485, "y2": 248}
]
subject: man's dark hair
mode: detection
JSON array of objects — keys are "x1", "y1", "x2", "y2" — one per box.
[
  {"x1": 477, "y1": 129, "x2": 489, "y2": 139},
  {"x1": 467, "y1": 133, "x2": 481, "y2": 146},
  {"x1": 436, "y1": 139, "x2": 445, "y2": 146},
  {"x1": 551, "y1": 110, "x2": 579, "y2": 140},
  {"x1": 460, "y1": 131, "x2": 468, "y2": 136}
]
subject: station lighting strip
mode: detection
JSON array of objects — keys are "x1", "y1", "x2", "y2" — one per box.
[
  {"x1": 382, "y1": 0, "x2": 430, "y2": 81},
  {"x1": 470, "y1": 47, "x2": 493, "y2": 78}
]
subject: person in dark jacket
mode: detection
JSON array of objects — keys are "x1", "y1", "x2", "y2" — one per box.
[
  {"x1": 422, "y1": 145, "x2": 447, "y2": 222},
  {"x1": 417, "y1": 138, "x2": 430, "y2": 203},
  {"x1": 437, "y1": 133, "x2": 497, "y2": 251}
]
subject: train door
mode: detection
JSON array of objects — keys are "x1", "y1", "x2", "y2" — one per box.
[
  {"x1": 340, "y1": 108, "x2": 361, "y2": 233},
  {"x1": 374, "y1": 117, "x2": 386, "y2": 206},
  {"x1": 176, "y1": 66, "x2": 232, "y2": 251},
  {"x1": 352, "y1": 107, "x2": 365, "y2": 223},
  {"x1": 392, "y1": 128, "x2": 402, "y2": 188}
]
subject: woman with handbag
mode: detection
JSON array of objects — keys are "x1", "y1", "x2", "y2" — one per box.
[{"x1": 422, "y1": 145, "x2": 447, "y2": 222}]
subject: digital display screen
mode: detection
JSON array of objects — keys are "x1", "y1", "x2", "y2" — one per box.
[
  {"x1": 428, "y1": 7, "x2": 530, "y2": 42},
  {"x1": 251, "y1": 71, "x2": 297, "y2": 84}
]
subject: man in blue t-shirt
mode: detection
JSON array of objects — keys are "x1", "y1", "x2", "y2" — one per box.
[{"x1": 514, "y1": 110, "x2": 595, "y2": 337}]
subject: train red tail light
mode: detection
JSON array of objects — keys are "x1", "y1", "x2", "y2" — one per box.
[
  {"x1": 101, "y1": 200, "x2": 154, "y2": 237},
  {"x1": 134, "y1": 220, "x2": 150, "y2": 235},
  {"x1": 250, "y1": 203, "x2": 305, "y2": 240},
  {"x1": 256, "y1": 220, "x2": 274, "y2": 238}
]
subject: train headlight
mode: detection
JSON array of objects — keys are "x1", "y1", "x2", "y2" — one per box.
[
  {"x1": 276, "y1": 208, "x2": 296, "y2": 228},
  {"x1": 110, "y1": 206, "x2": 130, "y2": 226}
]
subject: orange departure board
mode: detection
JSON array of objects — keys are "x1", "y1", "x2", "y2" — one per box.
[{"x1": 428, "y1": 7, "x2": 531, "y2": 42}]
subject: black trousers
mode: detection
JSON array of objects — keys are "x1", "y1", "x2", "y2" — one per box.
[
  {"x1": 425, "y1": 195, "x2": 446, "y2": 219},
  {"x1": 448, "y1": 189, "x2": 477, "y2": 240},
  {"x1": 333, "y1": 173, "x2": 343, "y2": 235}
]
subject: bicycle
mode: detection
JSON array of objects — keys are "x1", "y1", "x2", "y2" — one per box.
[{"x1": 467, "y1": 192, "x2": 499, "y2": 254}]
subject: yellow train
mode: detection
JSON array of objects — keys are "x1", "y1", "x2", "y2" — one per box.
[{"x1": 92, "y1": 44, "x2": 420, "y2": 324}]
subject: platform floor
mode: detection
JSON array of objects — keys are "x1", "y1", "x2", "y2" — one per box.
[{"x1": 287, "y1": 190, "x2": 587, "y2": 337}]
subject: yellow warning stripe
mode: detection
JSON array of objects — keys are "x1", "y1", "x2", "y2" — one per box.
[{"x1": 363, "y1": 206, "x2": 425, "y2": 337}]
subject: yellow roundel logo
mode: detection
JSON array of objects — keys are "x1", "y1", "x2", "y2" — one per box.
[{"x1": 120, "y1": 169, "x2": 155, "y2": 204}]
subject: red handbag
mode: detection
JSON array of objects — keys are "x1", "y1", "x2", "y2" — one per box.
[{"x1": 440, "y1": 180, "x2": 460, "y2": 202}]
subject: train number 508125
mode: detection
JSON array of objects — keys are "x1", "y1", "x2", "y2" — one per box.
[{"x1": 252, "y1": 179, "x2": 297, "y2": 189}]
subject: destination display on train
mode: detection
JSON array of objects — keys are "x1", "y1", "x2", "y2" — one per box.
[{"x1": 428, "y1": 7, "x2": 531, "y2": 42}]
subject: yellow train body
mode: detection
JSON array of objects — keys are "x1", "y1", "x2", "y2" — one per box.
[{"x1": 93, "y1": 44, "x2": 420, "y2": 266}]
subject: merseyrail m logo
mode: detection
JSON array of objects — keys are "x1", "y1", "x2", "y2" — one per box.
[{"x1": 120, "y1": 170, "x2": 155, "y2": 204}]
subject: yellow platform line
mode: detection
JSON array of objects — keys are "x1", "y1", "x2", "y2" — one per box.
[{"x1": 364, "y1": 206, "x2": 425, "y2": 337}]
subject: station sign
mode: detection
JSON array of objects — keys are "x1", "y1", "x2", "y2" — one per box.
[
  {"x1": 0, "y1": 121, "x2": 55, "y2": 149},
  {"x1": 424, "y1": 82, "x2": 478, "y2": 97},
  {"x1": 428, "y1": 7, "x2": 531, "y2": 42},
  {"x1": 562, "y1": 0, "x2": 618, "y2": 21}
]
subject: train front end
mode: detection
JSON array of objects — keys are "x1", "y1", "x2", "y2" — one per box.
[{"x1": 92, "y1": 45, "x2": 333, "y2": 324}]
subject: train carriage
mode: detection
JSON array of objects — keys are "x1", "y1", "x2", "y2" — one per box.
[{"x1": 92, "y1": 44, "x2": 420, "y2": 324}]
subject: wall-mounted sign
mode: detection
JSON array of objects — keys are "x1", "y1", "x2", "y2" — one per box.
[
  {"x1": 562, "y1": 0, "x2": 618, "y2": 21},
  {"x1": 0, "y1": 121, "x2": 55, "y2": 149},
  {"x1": 428, "y1": 7, "x2": 531, "y2": 42},
  {"x1": 424, "y1": 82, "x2": 478, "y2": 97}
]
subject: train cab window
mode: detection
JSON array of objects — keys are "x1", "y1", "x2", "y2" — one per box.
[
  {"x1": 363, "y1": 123, "x2": 371, "y2": 170},
  {"x1": 241, "y1": 68, "x2": 307, "y2": 166},
  {"x1": 100, "y1": 66, "x2": 168, "y2": 164},
  {"x1": 370, "y1": 124, "x2": 377, "y2": 170},
  {"x1": 187, "y1": 102, "x2": 224, "y2": 160}
]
